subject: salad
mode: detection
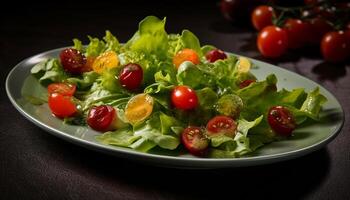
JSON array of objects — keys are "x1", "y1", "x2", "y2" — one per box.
[{"x1": 30, "y1": 16, "x2": 327, "y2": 158}]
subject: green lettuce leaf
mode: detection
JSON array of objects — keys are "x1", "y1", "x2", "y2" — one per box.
[
  {"x1": 209, "y1": 116, "x2": 263, "y2": 158},
  {"x1": 300, "y1": 87, "x2": 327, "y2": 120},
  {"x1": 97, "y1": 128, "x2": 141, "y2": 147},
  {"x1": 30, "y1": 58, "x2": 67, "y2": 85},
  {"x1": 125, "y1": 16, "x2": 168, "y2": 59},
  {"x1": 133, "y1": 112, "x2": 182, "y2": 150},
  {"x1": 66, "y1": 71, "x2": 99, "y2": 90}
]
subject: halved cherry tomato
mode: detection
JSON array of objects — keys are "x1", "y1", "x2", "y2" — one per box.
[
  {"x1": 251, "y1": 5, "x2": 274, "y2": 31},
  {"x1": 92, "y1": 51, "x2": 119, "y2": 74},
  {"x1": 206, "y1": 116, "x2": 237, "y2": 137},
  {"x1": 268, "y1": 106, "x2": 296, "y2": 136},
  {"x1": 173, "y1": 49, "x2": 200, "y2": 69},
  {"x1": 321, "y1": 31, "x2": 350, "y2": 63},
  {"x1": 48, "y1": 93, "x2": 77, "y2": 118},
  {"x1": 59, "y1": 48, "x2": 87, "y2": 74},
  {"x1": 47, "y1": 83, "x2": 76, "y2": 96},
  {"x1": 181, "y1": 126, "x2": 209, "y2": 156},
  {"x1": 284, "y1": 18, "x2": 311, "y2": 49},
  {"x1": 257, "y1": 26, "x2": 288, "y2": 58},
  {"x1": 87, "y1": 105, "x2": 116, "y2": 132},
  {"x1": 239, "y1": 79, "x2": 255, "y2": 89},
  {"x1": 171, "y1": 85, "x2": 198, "y2": 110},
  {"x1": 205, "y1": 49, "x2": 227, "y2": 62},
  {"x1": 125, "y1": 93, "x2": 154, "y2": 124}
]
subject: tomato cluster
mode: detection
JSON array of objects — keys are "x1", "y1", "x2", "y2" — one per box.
[{"x1": 251, "y1": 1, "x2": 350, "y2": 62}]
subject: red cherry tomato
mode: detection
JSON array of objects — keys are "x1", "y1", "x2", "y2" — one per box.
[
  {"x1": 59, "y1": 48, "x2": 87, "y2": 74},
  {"x1": 119, "y1": 63, "x2": 143, "y2": 91},
  {"x1": 251, "y1": 5, "x2": 274, "y2": 31},
  {"x1": 257, "y1": 26, "x2": 288, "y2": 58},
  {"x1": 48, "y1": 93, "x2": 77, "y2": 118},
  {"x1": 268, "y1": 106, "x2": 296, "y2": 136},
  {"x1": 181, "y1": 126, "x2": 209, "y2": 156},
  {"x1": 321, "y1": 31, "x2": 350, "y2": 63},
  {"x1": 205, "y1": 49, "x2": 227, "y2": 63},
  {"x1": 47, "y1": 83, "x2": 76, "y2": 96},
  {"x1": 284, "y1": 18, "x2": 311, "y2": 49},
  {"x1": 87, "y1": 105, "x2": 116, "y2": 132},
  {"x1": 239, "y1": 79, "x2": 256, "y2": 89},
  {"x1": 308, "y1": 17, "x2": 333, "y2": 44},
  {"x1": 206, "y1": 116, "x2": 237, "y2": 137},
  {"x1": 171, "y1": 85, "x2": 198, "y2": 110}
]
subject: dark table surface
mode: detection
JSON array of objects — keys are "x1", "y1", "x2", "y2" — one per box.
[{"x1": 1, "y1": 1, "x2": 349, "y2": 199}]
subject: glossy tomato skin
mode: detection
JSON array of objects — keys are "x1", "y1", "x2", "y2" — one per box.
[
  {"x1": 87, "y1": 105, "x2": 116, "y2": 132},
  {"x1": 307, "y1": 17, "x2": 333, "y2": 44},
  {"x1": 257, "y1": 26, "x2": 288, "y2": 58},
  {"x1": 268, "y1": 106, "x2": 296, "y2": 136},
  {"x1": 239, "y1": 79, "x2": 256, "y2": 89},
  {"x1": 251, "y1": 5, "x2": 274, "y2": 31},
  {"x1": 119, "y1": 63, "x2": 143, "y2": 91},
  {"x1": 173, "y1": 49, "x2": 200, "y2": 68},
  {"x1": 48, "y1": 93, "x2": 77, "y2": 118},
  {"x1": 205, "y1": 49, "x2": 227, "y2": 62},
  {"x1": 284, "y1": 19, "x2": 311, "y2": 49},
  {"x1": 47, "y1": 83, "x2": 76, "y2": 96},
  {"x1": 59, "y1": 48, "x2": 87, "y2": 74},
  {"x1": 206, "y1": 115, "x2": 237, "y2": 137},
  {"x1": 171, "y1": 86, "x2": 198, "y2": 110},
  {"x1": 181, "y1": 126, "x2": 209, "y2": 156},
  {"x1": 321, "y1": 31, "x2": 350, "y2": 63}
]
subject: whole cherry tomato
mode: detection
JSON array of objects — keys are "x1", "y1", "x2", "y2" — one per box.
[
  {"x1": 321, "y1": 31, "x2": 350, "y2": 63},
  {"x1": 171, "y1": 85, "x2": 198, "y2": 110},
  {"x1": 251, "y1": 5, "x2": 274, "y2": 31},
  {"x1": 307, "y1": 17, "x2": 333, "y2": 44},
  {"x1": 87, "y1": 105, "x2": 116, "y2": 132},
  {"x1": 119, "y1": 63, "x2": 143, "y2": 91},
  {"x1": 257, "y1": 26, "x2": 288, "y2": 58},
  {"x1": 48, "y1": 93, "x2": 77, "y2": 118},
  {"x1": 284, "y1": 18, "x2": 311, "y2": 49}
]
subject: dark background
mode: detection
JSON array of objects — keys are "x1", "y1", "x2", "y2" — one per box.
[{"x1": 1, "y1": 1, "x2": 349, "y2": 199}]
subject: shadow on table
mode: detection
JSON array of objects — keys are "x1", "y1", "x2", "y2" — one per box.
[
  {"x1": 312, "y1": 61, "x2": 349, "y2": 82},
  {"x1": 82, "y1": 147, "x2": 330, "y2": 200}
]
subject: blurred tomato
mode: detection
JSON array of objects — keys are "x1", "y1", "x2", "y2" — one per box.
[
  {"x1": 321, "y1": 31, "x2": 349, "y2": 62},
  {"x1": 251, "y1": 6, "x2": 274, "y2": 31},
  {"x1": 284, "y1": 19, "x2": 311, "y2": 49},
  {"x1": 307, "y1": 17, "x2": 333, "y2": 44},
  {"x1": 220, "y1": 0, "x2": 268, "y2": 24}
]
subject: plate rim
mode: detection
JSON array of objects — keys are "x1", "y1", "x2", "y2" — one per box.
[{"x1": 5, "y1": 47, "x2": 345, "y2": 168}]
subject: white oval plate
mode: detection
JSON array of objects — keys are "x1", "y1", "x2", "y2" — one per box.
[{"x1": 6, "y1": 48, "x2": 344, "y2": 168}]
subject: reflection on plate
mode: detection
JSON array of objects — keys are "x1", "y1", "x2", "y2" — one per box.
[{"x1": 6, "y1": 48, "x2": 344, "y2": 168}]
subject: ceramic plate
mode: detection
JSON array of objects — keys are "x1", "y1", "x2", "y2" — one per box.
[{"x1": 6, "y1": 48, "x2": 344, "y2": 168}]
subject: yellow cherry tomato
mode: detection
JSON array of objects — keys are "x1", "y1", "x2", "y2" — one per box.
[
  {"x1": 237, "y1": 56, "x2": 251, "y2": 73},
  {"x1": 92, "y1": 51, "x2": 119, "y2": 74},
  {"x1": 173, "y1": 48, "x2": 200, "y2": 69},
  {"x1": 125, "y1": 93, "x2": 154, "y2": 124}
]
